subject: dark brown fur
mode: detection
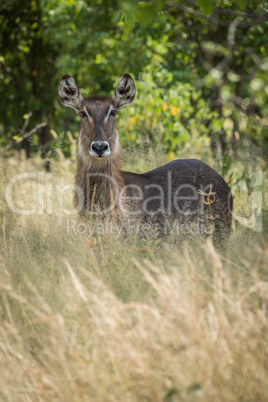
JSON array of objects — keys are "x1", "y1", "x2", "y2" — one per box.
[{"x1": 59, "y1": 74, "x2": 233, "y2": 245}]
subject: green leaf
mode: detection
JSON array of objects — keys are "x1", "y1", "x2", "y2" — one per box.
[
  {"x1": 121, "y1": 0, "x2": 138, "y2": 14},
  {"x1": 124, "y1": 13, "x2": 136, "y2": 38},
  {"x1": 197, "y1": 0, "x2": 213, "y2": 15},
  {"x1": 136, "y1": 4, "x2": 157, "y2": 26},
  {"x1": 234, "y1": 0, "x2": 247, "y2": 11},
  {"x1": 112, "y1": 10, "x2": 123, "y2": 24},
  {"x1": 31, "y1": 22, "x2": 38, "y2": 30}
]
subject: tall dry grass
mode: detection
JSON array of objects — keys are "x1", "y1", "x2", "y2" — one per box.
[{"x1": 0, "y1": 148, "x2": 267, "y2": 401}]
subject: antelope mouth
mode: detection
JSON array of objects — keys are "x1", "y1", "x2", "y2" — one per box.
[{"x1": 89, "y1": 151, "x2": 111, "y2": 159}]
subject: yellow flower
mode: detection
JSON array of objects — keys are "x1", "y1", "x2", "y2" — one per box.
[
  {"x1": 168, "y1": 152, "x2": 176, "y2": 161},
  {"x1": 162, "y1": 103, "x2": 167, "y2": 112},
  {"x1": 170, "y1": 105, "x2": 178, "y2": 116},
  {"x1": 128, "y1": 115, "x2": 139, "y2": 125},
  {"x1": 128, "y1": 134, "x2": 136, "y2": 141}
]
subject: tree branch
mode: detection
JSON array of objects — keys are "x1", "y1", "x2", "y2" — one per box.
[
  {"x1": 166, "y1": 2, "x2": 268, "y2": 28},
  {"x1": 0, "y1": 122, "x2": 47, "y2": 154}
]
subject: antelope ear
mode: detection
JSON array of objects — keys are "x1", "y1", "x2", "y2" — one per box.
[
  {"x1": 58, "y1": 74, "x2": 83, "y2": 113},
  {"x1": 112, "y1": 73, "x2": 136, "y2": 110}
]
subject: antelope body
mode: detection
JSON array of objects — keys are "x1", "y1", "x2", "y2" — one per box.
[{"x1": 58, "y1": 73, "x2": 233, "y2": 245}]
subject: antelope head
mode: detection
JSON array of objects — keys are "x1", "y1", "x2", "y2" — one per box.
[{"x1": 58, "y1": 73, "x2": 136, "y2": 166}]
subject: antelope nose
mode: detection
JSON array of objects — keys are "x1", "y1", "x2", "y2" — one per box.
[{"x1": 91, "y1": 141, "x2": 109, "y2": 157}]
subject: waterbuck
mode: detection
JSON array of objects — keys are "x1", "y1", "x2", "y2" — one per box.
[{"x1": 58, "y1": 73, "x2": 233, "y2": 245}]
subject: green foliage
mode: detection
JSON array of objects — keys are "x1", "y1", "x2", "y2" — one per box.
[{"x1": 118, "y1": 69, "x2": 218, "y2": 157}]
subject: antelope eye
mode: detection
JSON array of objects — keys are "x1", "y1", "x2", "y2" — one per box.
[
  {"x1": 110, "y1": 109, "x2": 118, "y2": 117},
  {"x1": 79, "y1": 111, "x2": 87, "y2": 118}
]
